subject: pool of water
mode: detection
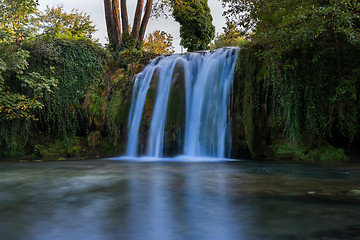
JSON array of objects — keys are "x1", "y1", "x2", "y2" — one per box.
[{"x1": 0, "y1": 159, "x2": 360, "y2": 240}]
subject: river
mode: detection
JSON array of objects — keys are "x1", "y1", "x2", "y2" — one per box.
[{"x1": 1, "y1": 159, "x2": 360, "y2": 240}]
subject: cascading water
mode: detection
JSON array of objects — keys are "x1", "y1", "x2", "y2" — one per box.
[{"x1": 125, "y1": 47, "x2": 238, "y2": 159}]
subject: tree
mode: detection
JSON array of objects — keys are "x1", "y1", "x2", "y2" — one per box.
[
  {"x1": 210, "y1": 21, "x2": 246, "y2": 49},
  {"x1": 0, "y1": 0, "x2": 39, "y2": 47},
  {"x1": 0, "y1": 32, "x2": 57, "y2": 150},
  {"x1": 0, "y1": 0, "x2": 57, "y2": 123},
  {"x1": 171, "y1": 0, "x2": 215, "y2": 52},
  {"x1": 220, "y1": 0, "x2": 259, "y2": 36},
  {"x1": 103, "y1": 0, "x2": 154, "y2": 51},
  {"x1": 152, "y1": 0, "x2": 215, "y2": 52},
  {"x1": 37, "y1": 5, "x2": 97, "y2": 40},
  {"x1": 104, "y1": 0, "x2": 122, "y2": 50},
  {"x1": 225, "y1": 0, "x2": 360, "y2": 145},
  {"x1": 0, "y1": 47, "x2": 57, "y2": 121},
  {"x1": 143, "y1": 30, "x2": 174, "y2": 54}
]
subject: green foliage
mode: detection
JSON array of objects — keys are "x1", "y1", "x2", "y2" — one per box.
[
  {"x1": 1, "y1": 1, "x2": 98, "y2": 44},
  {"x1": 0, "y1": 39, "x2": 107, "y2": 154},
  {"x1": 0, "y1": 43, "x2": 57, "y2": 153},
  {"x1": 265, "y1": 1, "x2": 360, "y2": 143},
  {"x1": 171, "y1": 0, "x2": 215, "y2": 51},
  {"x1": 152, "y1": 0, "x2": 216, "y2": 51},
  {"x1": 234, "y1": 47, "x2": 256, "y2": 153},
  {"x1": 0, "y1": 0, "x2": 39, "y2": 46},
  {"x1": 0, "y1": 119, "x2": 31, "y2": 155},
  {"x1": 34, "y1": 136, "x2": 82, "y2": 159},
  {"x1": 120, "y1": 32, "x2": 137, "y2": 51},
  {"x1": 105, "y1": 51, "x2": 148, "y2": 149},
  {"x1": 231, "y1": 0, "x2": 360, "y2": 155},
  {"x1": 143, "y1": 30, "x2": 175, "y2": 54},
  {"x1": 0, "y1": 0, "x2": 59, "y2": 154},
  {"x1": 87, "y1": 49, "x2": 157, "y2": 152},
  {"x1": 269, "y1": 141, "x2": 349, "y2": 163},
  {"x1": 116, "y1": 49, "x2": 158, "y2": 76},
  {"x1": 233, "y1": 46, "x2": 270, "y2": 157},
  {"x1": 210, "y1": 22, "x2": 247, "y2": 50},
  {"x1": 0, "y1": 0, "x2": 110, "y2": 158},
  {"x1": 106, "y1": 89, "x2": 131, "y2": 150},
  {"x1": 37, "y1": 5, "x2": 97, "y2": 41},
  {"x1": 25, "y1": 39, "x2": 108, "y2": 138},
  {"x1": 0, "y1": 93, "x2": 44, "y2": 121}
]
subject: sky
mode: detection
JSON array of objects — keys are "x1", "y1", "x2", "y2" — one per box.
[{"x1": 37, "y1": 0, "x2": 227, "y2": 53}]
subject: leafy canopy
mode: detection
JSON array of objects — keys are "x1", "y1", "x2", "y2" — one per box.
[
  {"x1": 227, "y1": 0, "x2": 360, "y2": 145},
  {"x1": 172, "y1": 0, "x2": 215, "y2": 51},
  {"x1": 143, "y1": 30, "x2": 175, "y2": 54},
  {"x1": 152, "y1": 0, "x2": 215, "y2": 52},
  {"x1": 210, "y1": 21, "x2": 246, "y2": 49},
  {"x1": 0, "y1": 0, "x2": 104, "y2": 153},
  {"x1": 0, "y1": 0, "x2": 39, "y2": 46},
  {"x1": 37, "y1": 5, "x2": 97, "y2": 41}
]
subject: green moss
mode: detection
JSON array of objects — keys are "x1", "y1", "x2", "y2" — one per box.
[
  {"x1": 165, "y1": 87, "x2": 185, "y2": 132},
  {"x1": 36, "y1": 139, "x2": 67, "y2": 159},
  {"x1": 101, "y1": 49, "x2": 158, "y2": 154},
  {"x1": 88, "y1": 130, "x2": 102, "y2": 147},
  {"x1": 106, "y1": 86, "x2": 132, "y2": 150},
  {"x1": 268, "y1": 141, "x2": 349, "y2": 162},
  {"x1": 162, "y1": 63, "x2": 186, "y2": 156},
  {"x1": 164, "y1": 85, "x2": 186, "y2": 156},
  {"x1": 309, "y1": 147, "x2": 349, "y2": 162},
  {"x1": 66, "y1": 137, "x2": 81, "y2": 156},
  {"x1": 115, "y1": 99, "x2": 131, "y2": 126},
  {"x1": 0, "y1": 149, "x2": 27, "y2": 158},
  {"x1": 136, "y1": 81, "x2": 158, "y2": 154},
  {"x1": 232, "y1": 46, "x2": 270, "y2": 158},
  {"x1": 33, "y1": 137, "x2": 85, "y2": 160},
  {"x1": 99, "y1": 138, "x2": 116, "y2": 154}
]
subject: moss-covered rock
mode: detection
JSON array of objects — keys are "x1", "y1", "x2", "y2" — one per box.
[
  {"x1": 105, "y1": 88, "x2": 131, "y2": 153},
  {"x1": 231, "y1": 46, "x2": 270, "y2": 159},
  {"x1": 137, "y1": 69, "x2": 160, "y2": 155},
  {"x1": 0, "y1": 148, "x2": 28, "y2": 159},
  {"x1": 87, "y1": 130, "x2": 102, "y2": 147},
  {"x1": 35, "y1": 139, "x2": 68, "y2": 159},
  {"x1": 266, "y1": 141, "x2": 349, "y2": 163},
  {"x1": 164, "y1": 62, "x2": 186, "y2": 156}
]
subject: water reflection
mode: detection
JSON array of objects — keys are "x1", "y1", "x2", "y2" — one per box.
[
  {"x1": 121, "y1": 163, "x2": 242, "y2": 240},
  {"x1": 0, "y1": 161, "x2": 360, "y2": 240}
]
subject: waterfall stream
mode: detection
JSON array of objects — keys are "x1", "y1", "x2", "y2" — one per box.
[{"x1": 125, "y1": 48, "x2": 238, "y2": 159}]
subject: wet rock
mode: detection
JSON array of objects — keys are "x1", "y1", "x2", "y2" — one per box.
[
  {"x1": 138, "y1": 69, "x2": 160, "y2": 155},
  {"x1": 164, "y1": 63, "x2": 186, "y2": 156},
  {"x1": 266, "y1": 142, "x2": 349, "y2": 163},
  {"x1": 307, "y1": 191, "x2": 316, "y2": 196},
  {"x1": 348, "y1": 189, "x2": 360, "y2": 197}
]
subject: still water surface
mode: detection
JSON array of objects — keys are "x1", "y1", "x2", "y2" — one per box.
[{"x1": 1, "y1": 159, "x2": 360, "y2": 240}]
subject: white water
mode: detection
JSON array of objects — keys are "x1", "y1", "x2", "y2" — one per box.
[{"x1": 124, "y1": 48, "x2": 238, "y2": 159}]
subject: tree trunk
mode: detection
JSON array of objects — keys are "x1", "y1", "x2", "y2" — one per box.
[
  {"x1": 120, "y1": 0, "x2": 129, "y2": 34},
  {"x1": 138, "y1": 0, "x2": 153, "y2": 44},
  {"x1": 104, "y1": 0, "x2": 115, "y2": 47},
  {"x1": 131, "y1": 0, "x2": 144, "y2": 41},
  {"x1": 112, "y1": 0, "x2": 122, "y2": 50}
]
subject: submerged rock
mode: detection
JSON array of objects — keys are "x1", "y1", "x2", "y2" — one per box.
[{"x1": 348, "y1": 189, "x2": 360, "y2": 197}]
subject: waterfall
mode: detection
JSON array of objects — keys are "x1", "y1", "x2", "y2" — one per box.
[{"x1": 125, "y1": 47, "x2": 238, "y2": 159}]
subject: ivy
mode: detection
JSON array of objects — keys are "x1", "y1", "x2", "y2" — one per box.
[
  {"x1": 233, "y1": 0, "x2": 360, "y2": 151},
  {"x1": 25, "y1": 39, "x2": 109, "y2": 138}
]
